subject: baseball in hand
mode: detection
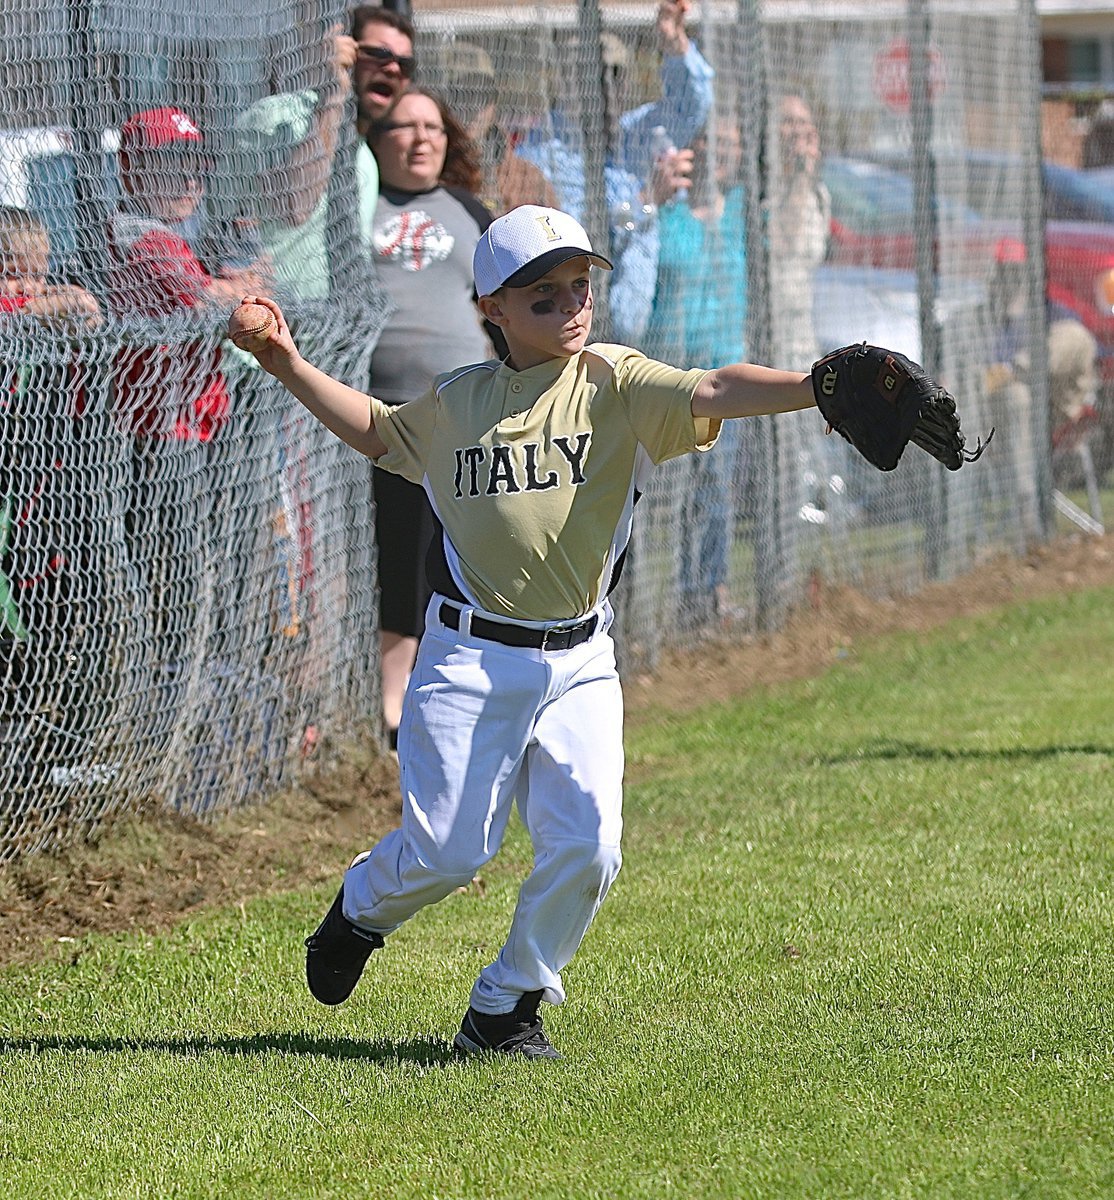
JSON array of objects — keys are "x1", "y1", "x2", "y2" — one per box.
[{"x1": 228, "y1": 302, "x2": 276, "y2": 353}]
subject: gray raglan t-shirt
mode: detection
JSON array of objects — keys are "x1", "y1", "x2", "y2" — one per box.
[{"x1": 369, "y1": 185, "x2": 493, "y2": 407}]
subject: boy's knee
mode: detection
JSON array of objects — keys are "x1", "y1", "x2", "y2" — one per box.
[
  {"x1": 558, "y1": 838, "x2": 622, "y2": 892},
  {"x1": 419, "y1": 845, "x2": 491, "y2": 886}
]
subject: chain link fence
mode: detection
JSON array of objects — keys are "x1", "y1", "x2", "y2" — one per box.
[
  {"x1": 415, "y1": 0, "x2": 1054, "y2": 653},
  {"x1": 2, "y1": 0, "x2": 1068, "y2": 862}
]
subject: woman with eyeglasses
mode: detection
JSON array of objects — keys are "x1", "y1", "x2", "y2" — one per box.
[{"x1": 365, "y1": 86, "x2": 504, "y2": 752}]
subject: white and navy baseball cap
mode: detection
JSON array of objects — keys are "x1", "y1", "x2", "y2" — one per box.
[{"x1": 473, "y1": 205, "x2": 613, "y2": 297}]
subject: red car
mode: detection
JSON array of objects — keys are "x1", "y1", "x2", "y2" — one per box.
[{"x1": 822, "y1": 155, "x2": 1114, "y2": 390}]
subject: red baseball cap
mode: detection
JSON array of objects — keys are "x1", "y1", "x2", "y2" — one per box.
[{"x1": 119, "y1": 107, "x2": 203, "y2": 161}]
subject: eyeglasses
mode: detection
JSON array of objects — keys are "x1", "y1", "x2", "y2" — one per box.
[
  {"x1": 379, "y1": 121, "x2": 446, "y2": 139},
  {"x1": 355, "y1": 44, "x2": 416, "y2": 77}
]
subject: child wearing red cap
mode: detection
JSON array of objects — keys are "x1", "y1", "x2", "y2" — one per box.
[
  {"x1": 108, "y1": 106, "x2": 269, "y2": 441},
  {"x1": 107, "y1": 109, "x2": 272, "y2": 756}
]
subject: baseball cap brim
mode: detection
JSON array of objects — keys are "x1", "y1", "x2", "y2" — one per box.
[{"x1": 501, "y1": 246, "x2": 613, "y2": 290}]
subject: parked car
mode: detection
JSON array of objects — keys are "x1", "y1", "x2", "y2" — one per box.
[
  {"x1": 809, "y1": 262, "x2": 992, "y2": 523},
  {"x1": 0, "y1": 126, "x2": 120, "y2": 277},
  {"x1": 826, "y1": 152, "x2": 1114, "y2": 391},
  {"x1": 1041, "y1": 160, "x2": 1114, "y2": 224},
  {"x1": 1083, "y1": 165, "x2": 1114, "y2": 196},
  {"x1": 812, "y1": 262, "x2": 987, "y2": 364}
]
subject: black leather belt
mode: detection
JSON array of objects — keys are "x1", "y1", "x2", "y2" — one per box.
[{"x1": 439, "y1": 603, "x2": 598, "y2": 651}]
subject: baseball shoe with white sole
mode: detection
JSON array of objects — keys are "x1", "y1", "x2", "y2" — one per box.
[
  {"x1": 453, "y1": 989, "x2": 561, "y2": 1060},
  {"x1": 304, "y1": 874, "x2": 384, "y2": 1005}
]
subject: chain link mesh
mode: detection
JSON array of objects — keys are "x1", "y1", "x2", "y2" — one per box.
[
  {"x1": 1, "y1": 1, "x2": 387, "y2": 859},
  {"x1": 0, "y1": 0, "x2": 1073, "y2": 860}
]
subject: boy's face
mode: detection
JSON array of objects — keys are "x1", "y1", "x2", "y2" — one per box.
[
  {"x1": 1, "y1": 231, "x2": 49, "y2": 294},
  {"x1": 122, "y1": 149, "x2": 204, "y2": 224},
  {"x1": 479, "y1": 256, "x2": 595, "y2": 371}
]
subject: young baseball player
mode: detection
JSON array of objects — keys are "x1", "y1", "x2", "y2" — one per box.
[{"x1": 235, "y1": 204, "x2": 818, "y2": 1060}]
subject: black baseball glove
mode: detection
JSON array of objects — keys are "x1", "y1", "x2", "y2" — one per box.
[{"x1": 811, "y1": 342, "x2": 993, "y2": 472}]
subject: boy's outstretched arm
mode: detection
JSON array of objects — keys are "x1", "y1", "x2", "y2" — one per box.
[
  {"x1": 233, "y1": 295, "x2": 388, "y2": 460},
  {"x1": 691, "y1": 362, "x2": 815, "y2": 421}
]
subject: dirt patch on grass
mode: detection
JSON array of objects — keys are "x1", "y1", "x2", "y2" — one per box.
[
  {"x1": 0, "y1": 752, "x2": 402, "y2": 967},
  {"x1": 3, "y1": 532, "x2": 1113, "y2": 967}
]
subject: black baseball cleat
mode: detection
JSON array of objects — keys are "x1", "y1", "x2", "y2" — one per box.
[
  {"x1": 304, "y1": 883, "x2": 384, "y2": 1005},
  {"x1": 453, "y1": 989, "x2": 562, "y2": 1060}
]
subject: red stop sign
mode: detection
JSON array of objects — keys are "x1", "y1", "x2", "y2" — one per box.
[{"x1": 873, "y1": 38, "x2": 945, "y2": 113}]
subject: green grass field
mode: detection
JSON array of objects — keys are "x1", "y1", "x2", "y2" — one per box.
[{"x1": 2, "y1": 586, "x2": 1112, "y2": 1199}]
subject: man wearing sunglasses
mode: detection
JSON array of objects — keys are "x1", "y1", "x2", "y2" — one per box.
[
  {"x1": 229, "y1": 6, "x2": 414, "y2": 300},
  {"x1": 350, "y1": 6, "x2": 416, "y2": 141}
]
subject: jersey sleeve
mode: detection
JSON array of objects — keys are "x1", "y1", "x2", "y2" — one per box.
[
  {"x1": 602, "y1": 346, "x2": 720, "y2": 463},
  {"x1": 369, "y1": 387, "x2": 438, "y2": 484}
]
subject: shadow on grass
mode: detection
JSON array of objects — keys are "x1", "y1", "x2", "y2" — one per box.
[
  {"x1": 818, "y1": 739, "x2": 1114, "y2": 765},
  {"x1": 0, "y1": 1031, "x2": 460, "y2": 1067}
]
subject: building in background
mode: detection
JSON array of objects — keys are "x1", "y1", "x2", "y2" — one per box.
[{"x1": 1040, "y1": 0, "x2": 1114, "y2": 166}]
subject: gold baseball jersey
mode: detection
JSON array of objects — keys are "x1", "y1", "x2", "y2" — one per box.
[{"x1": 370, "y1": 343, "x2": 717, "y2": 621}]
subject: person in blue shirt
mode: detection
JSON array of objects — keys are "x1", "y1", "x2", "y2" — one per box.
[
  {"x1": 647, "y1": 117, "x2": 746, "y2": 368},
  {"x1": 646, "y1": 116, "x2": 746, "y2": 627},
  {"x1": 514, "y1": 0, "x2": 713, "y2": 345}
]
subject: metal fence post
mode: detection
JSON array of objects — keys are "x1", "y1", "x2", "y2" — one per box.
[
  {"x1": 1019, "y1": 0, "x2": 1054, "y2": 541},
  {"x1": 736, "y1": 0, "x2": 781, "y2": 631},
  {"x1": 908, "y1": 0, "x2": 947, "y2": 581},
  {"x1": 576, "y1": 0, "x2": 614, "y2": 342},
  {"x1": 66, "y1": 0, "x2": 111, "y2": 301}
]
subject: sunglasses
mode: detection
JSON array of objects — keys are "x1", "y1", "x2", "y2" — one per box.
[{"x1": 355, "y1": 44, "x2": 416, "y2": 77}]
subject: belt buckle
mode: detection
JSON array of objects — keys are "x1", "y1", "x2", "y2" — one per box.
[
  {"x1": 540, "y1": 617, "x2": 589, "y2": 651},
  {"x1": 541, "y1": 621, "x2": 573, "y2": 651}
]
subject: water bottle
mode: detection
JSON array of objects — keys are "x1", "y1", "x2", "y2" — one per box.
[
  {"x1": 649, "y1": 124, "x2": 686, "y2": 204},
  {"x1": 649, "y1": 125, "x2": 674, "y2": 163}
]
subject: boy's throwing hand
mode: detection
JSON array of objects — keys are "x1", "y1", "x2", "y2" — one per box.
[{"x1": 229, "y1": 295, "x2": 298, "y2": 374}]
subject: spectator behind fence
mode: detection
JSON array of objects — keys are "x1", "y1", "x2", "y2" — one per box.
[
  {"x1": 107, "y1": 107, "x2": 269, "y2": 758},
  {"x1": 512, "y1": 0, "x2": 712, "y2": 343},
  {"x1": 229, "y1": 7, "x2": 413, "y2": 293},
  {"x1": 365, "y1": 86, "x2": 503, "y2": 748},
  {"x1": 232, "y1": 24, "x2": 358, "y2": 299},
  {"x1": 764, "y1": 92, "x2": 846, "y2": 537},
  {"x1": 107, "y1": 107, "x2": 269, "y2": 441},
  {"x1": 646, "y1": 119, "x2": 745, "y2": 372},
  {"x1": 766, "y1": 94, "x2": 829, "y2": 373},
  {"x1": 348, "y1": 5, "x2": 416, "y2": 241},
  {"x1": 439, "y1": 42, "x2": 558, "y2": 214},
  {"x1": 0, "y1": 206, "x2": 101, "y2": 328},
  {"x1": 0, "y1": 207, "x2": 101, "y2": 734},
  {"x1": 986, "y1": 252, "x2": 1101, "y2": 514},
  {"x1": 645, "y1": 117, "x2": 746, "y2": 627},
  {"x1": 351, "y1": 5, "x2": 414, "y2": 134}
]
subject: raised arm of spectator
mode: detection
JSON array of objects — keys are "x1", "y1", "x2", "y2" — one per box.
[
  {"x1": 250, "y1": 26, "x2": 356, "y2": 230},
  {"x1": 603, "y1": 165, "x2": 660, "y2": 345},
  {"x1": 618, "y1": 0, "x2": 713, "y2": 182},
  {"x1": 2, "y1": 280, "x2": 102, "y2": 326}
]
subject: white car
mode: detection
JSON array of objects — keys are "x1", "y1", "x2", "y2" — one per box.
[
  {"x1": 0, "y1": 126, "x2": 120, "y2": 272},
  {"x1": 813, "y1": 262, "x2": 988, "y2": 364}
]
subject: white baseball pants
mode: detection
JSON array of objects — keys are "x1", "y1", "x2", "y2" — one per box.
[{"x1": 342, "y1": 596, "x2": 625, "y2": 1014}]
